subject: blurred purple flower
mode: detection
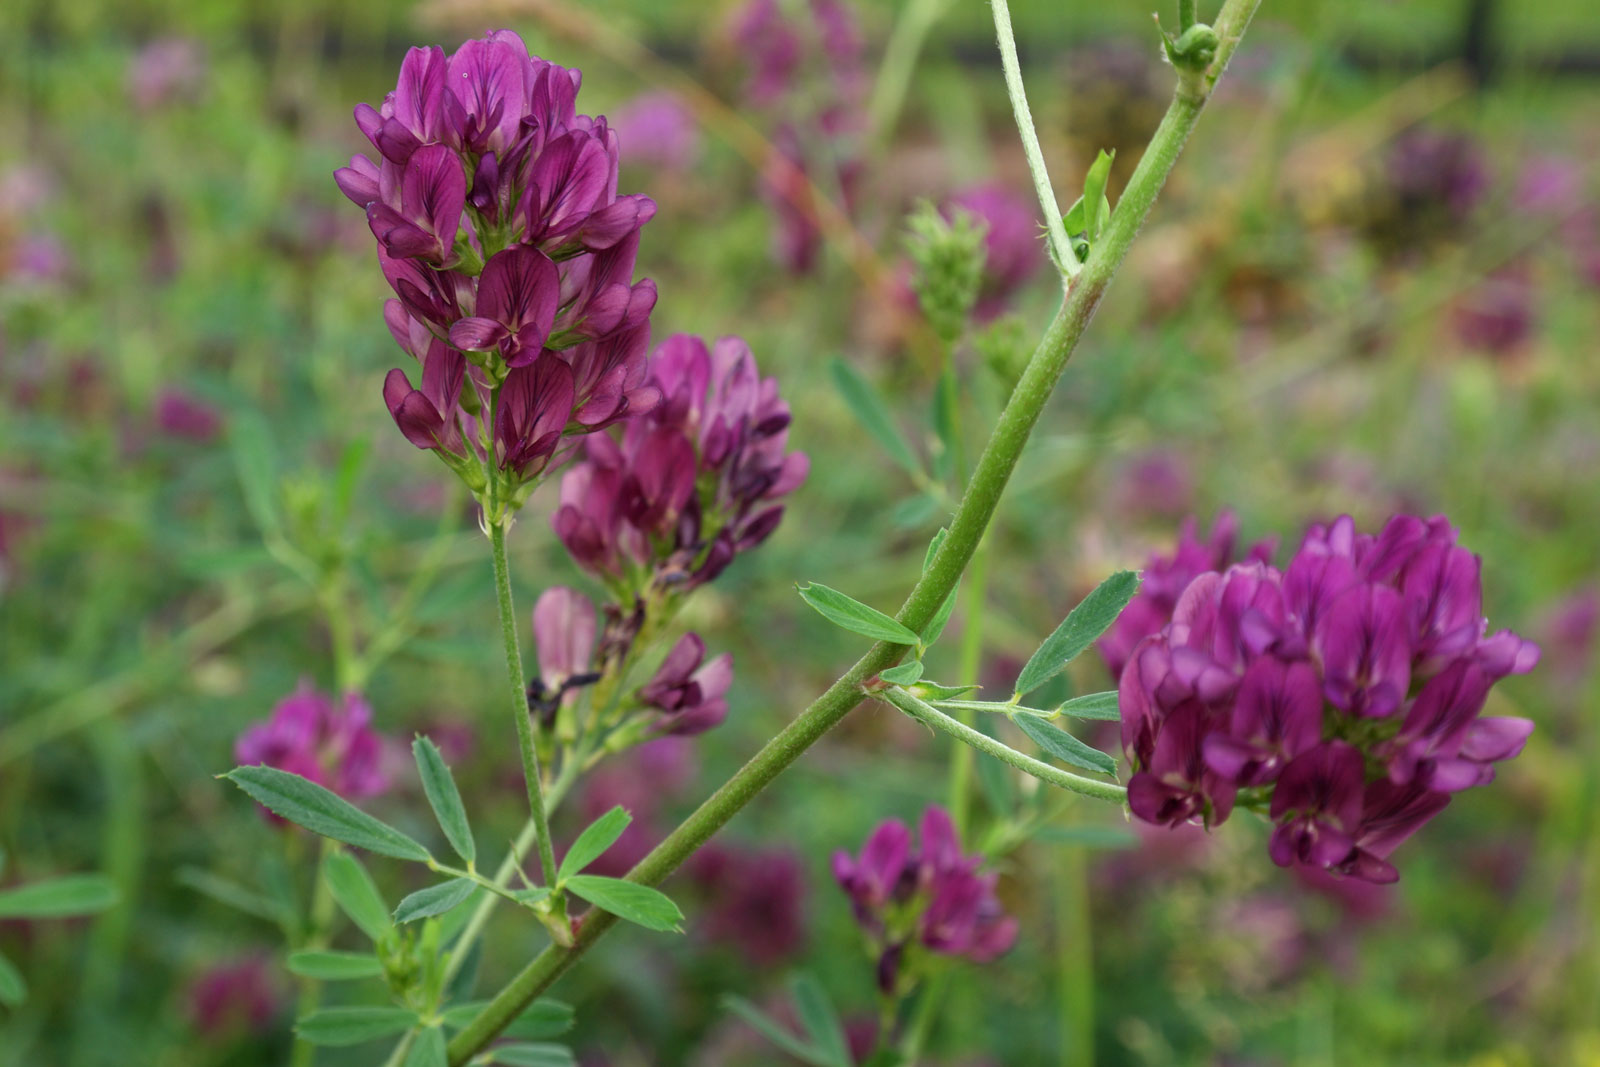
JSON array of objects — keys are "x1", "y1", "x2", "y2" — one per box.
[
  {"x1": 1385, "y1": 126, "x2": 1487, "y2": 223},
  {"x1": 1121, "y1": 513, "x2": 1539, "y2": 883},
  {"x1": 1452, "y1": 268, "x2": 1535, "y2": 355},
  {"x1": 155, "y1": 388, "x2": 223, "y2": 442},
  {"x1": 944, "y1": 182, "x2": 1043, "y2": 319},
  {"x1": 235, "y1": 683, "x2": 389, "y2": 809},
  {"x1": 1110, "y1": 450, "x2": 1194, "y2": 523},
  {"x1": 832, "y1": 807, "x2": 1017, "y2": 992},
  {"x1": 187, "y1": 955, "x2": 281, "y2": 1037},
  {"x1": 337, "y1": 31, "x2": 658, "y2": 484},
  {"x1": 612, "y1": 92, "x2": 700, "y2": 172},
  {"x1": 128, "y1": 37, "x2": 207, "y2": 111},
  {"x1": 688, "y1": 843, "x2": 808, "y2": 965}
]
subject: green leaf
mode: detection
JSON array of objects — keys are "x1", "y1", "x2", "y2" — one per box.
[
  {"x1": 402, "y1": 1026, "x2": 447, "y2": 1067},
  {"x1": 322, "y1": 851, "x2": 392, "y2": 942},
  {"x1": 909, "y1": 681, "x2": 978, "y2": 701},
  {"x1": 286, "y1": 950, "x2": 384, "y2": 981},
  {"x1": 1013, "y1": 571, "x2": 1141, "y2": 698},
  {"x1": 441, "y1": 999, "x2": 574, "y2": 1040},
  {"x1": 563, "y1": 876, "x2": 683, "y2": 932},
  {"x1": 557, "y1": 806, "x2": 631, "y2": 885},
  {"x1": 797, "y1": 583, "x2": 920, "y2": 646},
  {"x1": 1034, "y1": 825, "x2": 1140, "y2": 850},
  {"x1": 724, "y1": 995, "x2": 837, "y2": 1067},
  {"x1": 1013, "y1": 715, "x2": 1117, "y2": 776},
  {"x1": 229, "y1": 412, "x2": 282, "y2": 536},
  {"x1": 177, "y1": 867, "x2": 291, "y2": 927},
  {"x1": 879, "y1": 661, "x2": 924, "y2": 685},
  {"x1": 487, "y1": 1044, "x2": 577, "y2": 1067},
  {"x1": 0, "y1": 950, "x2": 25, "y2": 1007},
  {"x1": 394, "y1": 879, "x2": 477, "y2": 924},
  {"x1": 790, "y1": 973, "x2": 851, "y2": 1067},
  {"x1": 413, "y1": 737, "x2": 475, "y2": 865},
  {"x1": 1057, "y1": 691, "x2": 1121, "y2": 721},
  {"x1": 1082, "y1": 149, "x2": 1115, "y2": 241},
  {"x1": 829, "y1": 358, "x2": 922, "y2": 478},
  {"x1": 0, "y1": 875, "x2": 118, "y2": 919},
  {"x1": 510, "y1": 887, "x2": 552, "y2": 908},
  {"x1": 295, "y1": 1007, "x2": 417, "y2": 1046},
  {"x1": 225, "y1": 766, "x2": 432, "y2": 862}
]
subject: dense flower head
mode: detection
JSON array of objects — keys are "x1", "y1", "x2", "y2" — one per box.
[
  {"x1": 832, "y1": 806, "x2": 1017, "y2": 992},
  {"x1": 1098, "y1": 512, "x2": 1275, "y2": 682},
  {"x1": 553, "y1": 333, "x2": 807, "y2": 598},
  {"x1": 1119, "y1": 513, "x2": 1539, "y2": 883},
  {"x1": 337, "y1": 31, "x2": 659, "y2": 489},
  {"x1": 235, "y1": 684, "x2": 388, "y2": 808}
]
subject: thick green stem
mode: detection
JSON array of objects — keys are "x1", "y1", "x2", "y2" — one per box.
[
  {"x1": 445, "y1": 2, "x2": 1260, "y2": 1058},
  {"x1": 991, "y1": 0, "x2": 1075, "y2": 279},
  {"x1": 489, "y1": 521, "x2": 558, "y2": 889}
]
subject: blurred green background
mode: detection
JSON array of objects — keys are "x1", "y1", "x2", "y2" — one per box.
[{"x1": 2, "y1": 0, "x2": 1598, "y2": 1064}]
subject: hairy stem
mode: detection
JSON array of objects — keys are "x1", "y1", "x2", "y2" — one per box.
[
  {"x1": 991, "y1": 0, "x2": 1076, "y2": 279},
  {"x1": 446, "y1": 1, "x2": 1260, "y2": 1057},
  {"x1": 489, "y1": 521, "x2": 557, "y2": 888}
]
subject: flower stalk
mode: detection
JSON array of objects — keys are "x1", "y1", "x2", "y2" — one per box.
[{"x1": 443, "y1": 2, "x2": 1262, "y2": 1056}]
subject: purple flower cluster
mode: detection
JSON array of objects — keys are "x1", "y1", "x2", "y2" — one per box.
[
  {"x1": 832, "y1": 807, "x2": 1017, "y2": 992},
  {"x1": 235, "y1": 684, "x2": 388, "y2": 808},
  {"x1": 1099, "y1": 512, "x2": 1275, "y2": 682},
  {"x1": 1119, "y1": 514, "x2": 1540, "y2": 883},
  {"x1": 336, "y1": 32, "x2": 659, "y2": 485},
  {"x1": 553, "y1": 333, "x2": 808, "y2": 599},
  {"x1": 530, "y1": 586, "x2": 732, "y2": 736}
]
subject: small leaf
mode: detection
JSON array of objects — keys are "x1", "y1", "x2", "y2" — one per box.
[
  {"x1": 919, "y1": 529, "x2": 959, "y2": 646},
  {"x1": 1082, "y1": 149, "x2": 1115, "y2": 242},
  {"x1": 441, "y1": 999, "x2": 574, "y2": 1039},
  {"x1": 879, "y1": 661, "x2": 924, "y2": 685},
  {"x1": 322, "y1": 851, "x2": 393, "y2": 942},
  {"x1": 790, "y1": 972, "x2": 851, "y2": 1067},
  {"x1": 797, "y1": 583, "x2": 920, "y2": 646},
  {"x1": 563, "y1": 876, "x2": 683, "y2": 932},
  {"x1": 0, "y1": 875, "x2": 118, "y2": 919},
  {"x1": 0, "y1": 950, "x2": 25, "y2": 1007},
  {"x1": 1013, "y1": 715, "x2": 1117, "y2": 776},
  {"x1": 829, "y1": 358, "x2": 922, "y2": 478},
  {"x1": 909, "y1": 681, "x2": 978, "y2": 701},
  {"x1": 394, "y1": 879, "x2": 478, "y2": 924},
  {"x1": 1013, "y1": 571, "x2": 1141, "y2": 698},
  {"x1": 295, "y1": 1006, "x2": 417, "y2": 1046},
  {"x1": 178, "y1": 867, "x2": 292, "y2": 927},
  {"x1": 557, "y1": 807, "x2": 631, "y2": 885},
  {"x1": 402, "y1": 1026, "x2": 447, "y2": 1067},
  {"x1": 287, "y1": 950, "x2": 384, "y2": 981},
  {"x1": 488, "y1": 1044, "x2": 577, "y2": 1067},
  {"x1": 1057, "y1": 691, "x2": 1121, "y2": 721},
  {"x1": 413, "y1": 737, "x2": 475, "y2": 865},
  {"x1": 225, "y1": 766, "x2": 432, "y2": 862},
  {"x1": 1034, "y1": 825, "x2": 1140, "y2": 850},
  {"x1": 723, "y1": 995, "x2": 834, "y2": 1067},
  {"x1": 510, "y1": 887, "x2": 552, "y2": 907}
]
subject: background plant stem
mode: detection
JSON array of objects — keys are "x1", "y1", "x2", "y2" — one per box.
[{"x1": 445, "y1": 2, "x2": 1261, "y2": 1055}]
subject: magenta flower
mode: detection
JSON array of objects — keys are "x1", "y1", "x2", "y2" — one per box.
[
  {"x1": 187, "y1": 955, "x2": 281, "y2": 1038},
  {"x1": 638, "y1": 633, "x2": 733, "y2": 736},
  {"x1": 234, "y1": 683, "x2": 389, "y2": 809},
  {"x1": 528, "y1": 587, "x2": 599, "y2": 721},
  {"x1": 553, "y1": 333, "x2": 807, "y2": 598},
  {"x1": 832, "y1": 807, "x2": 1017, "y2": 992},
  {"x1": 337, "y1": 31, "x2": 658, "y2": 489},
  {"x1": 687, "y1": 844, "x2": 808, "y2": 965},
  {"x1": 1098, "y1": 512, "x2": 1275, "y2": 681},
  {"x1": 1120, "y1": 513, "x2": 1539, "y2": 883},
  {"x1": 612, "y1": 92, "x2": 700, "y2": 172},
  {"x1": 155, "y1": 388, "x2": 223, "y2": 442}
]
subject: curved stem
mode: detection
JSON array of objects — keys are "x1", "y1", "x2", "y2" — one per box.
[
  {"x1": 445, "y1": 2, "x2": 1261, "y2": 1058},
  {"x1": 991, "y1": 0, "x2": 1076, "y2": 280},
  {"x1": 489, "y1": 521, "x2": 557, "y2": 889}
]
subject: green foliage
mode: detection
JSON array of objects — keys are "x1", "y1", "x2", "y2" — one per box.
[
  {"x1": 563, "y1": 876, "x2": 684, "y2": 933},
  {"x1": 1013, "y1": 571, "x2": 1140, "y2": 698},
  {"x1": 797, "y1": 582, "x2": 922, "y2": 646},
  {"x1": 414, "y1": 736, "x2": 476, "y2": 866}
]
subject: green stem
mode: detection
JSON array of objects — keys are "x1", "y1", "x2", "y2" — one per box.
[
  {"x1": 444, "y1": 2, "x2": 1260, "y2": 1056},
  {"x1": 944, "y1": 535, "x2": 989, "y2": 837},
  {"x1": 991, "y1": 0, "x2": 1076, "y2": 280},
  {"x1": 868, "y1": 0, "x2": 951, "y2": 146},
  {"x1": 489, "y1": 521, "x2": 558, "y2": 889},
  {"x1": 1057, "y1": 844, "x2": 1094, "y2": 1067},
  {"x1": 290, "y1": 838, "x2": 339, "y2": 1067},
  {"x1": 1179, "y1": 0, "x2": 1198, "y2": 32},
  {"x1": 890, "y1": 690, "x2": 1125, "y2": 803}
]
